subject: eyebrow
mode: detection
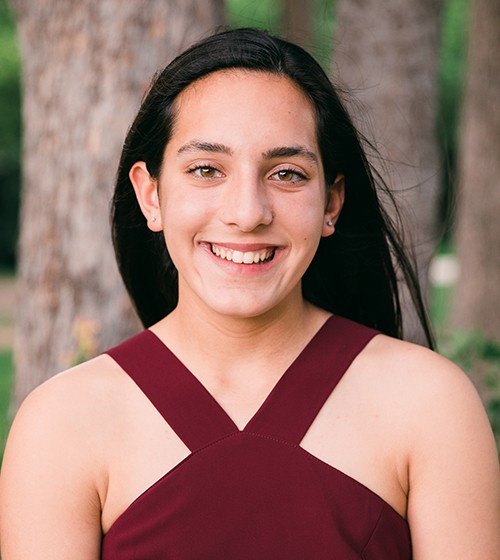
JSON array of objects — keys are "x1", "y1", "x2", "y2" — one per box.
[
  {"x1": 177, "y1": 141, "x2": 233, "y2": 155},
  {"x1": 263, "y1": 146, "x2": 318, "y2": 165},
  {"x1": 177, "y1": 140, "x2": 318, "y2": 165}
]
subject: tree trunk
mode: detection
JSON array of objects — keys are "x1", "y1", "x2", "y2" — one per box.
[
  {"x1": 282, "y1": 0, "x2": 312, "y2": 50},
  {"x1": 451, "y1": 0, "x2": 500, "y2": 342},
  {"x1": 334, "y1": 0, "x2": 443, "y2": 344},
  {"x1": 10, "y1": 0, "x2": 225, "y2": 411}
]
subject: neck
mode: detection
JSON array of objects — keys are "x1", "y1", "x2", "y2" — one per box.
[{"x1": 151, "y1": 289, "x2": 330, "y2": 387}]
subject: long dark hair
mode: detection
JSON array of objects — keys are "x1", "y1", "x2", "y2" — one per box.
[{"x1": 111, "y1": 27, "x2": 434, "y2": 347}]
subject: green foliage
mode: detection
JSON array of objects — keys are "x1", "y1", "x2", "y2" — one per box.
[
  {"x1": 437, "y1": 0, "x2": 470, "y2": 231},
  {"x1": 226, "y1": 0, "x2": 281, "y2": 30},
  {"x1": 438, "y1": 331, "x2": 500, "y2": 450},
  {"x1": 226, "y1": 0, "x2": 335, "y2": 69},
  {"x1": 438, "y1": 0, "x2": 470, "y2": 153},
  {"x1": 0, "y1": 349, "x2": 13, "y2": 463},
  {"x1": 430, "y1": 284, "x2": 453, "y2": 332},
  {"x1": 430, "y1": 275, "x2": 499, "y2": 451},
  {"x1": 0, "y1": 0, "x2": 21, "y2": 269},
  {"x1": 0, "y1": 1, "x2": 20, "y2": 152}
]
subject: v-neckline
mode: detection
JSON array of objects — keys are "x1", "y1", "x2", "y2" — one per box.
[{"x1": 147, "y1": 314, "x2": 337, "y2": 433}]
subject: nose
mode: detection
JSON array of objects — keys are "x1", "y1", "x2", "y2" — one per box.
[{"x1": 219, "y1": 172, "x2": 273, "y2": 232}]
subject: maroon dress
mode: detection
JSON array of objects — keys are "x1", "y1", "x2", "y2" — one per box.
[{"x1": 101, "y1": 315, "x2": 412, "y2": 559}]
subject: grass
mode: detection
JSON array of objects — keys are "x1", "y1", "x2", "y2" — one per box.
[{"x1": 0, "y1": 348, "x2": 13, "y2": 463}]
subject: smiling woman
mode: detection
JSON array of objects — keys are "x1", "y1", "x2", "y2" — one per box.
[
  {"x1": 1, "y1": 28, "x2": 499, "y2": 560},
  {"x1": 112, "y1": 30, "x2": 430, "y2": 339},
  {"x1": 129, "y1": 69, "x2": 336, "y2": 320}
]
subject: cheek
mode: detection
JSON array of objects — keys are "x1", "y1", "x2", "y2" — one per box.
[
  {"x1": 160, "y1": 190, "x2": 217, "y2": 259},
  {"x1": 279, "y1": 195, "x2": 326, "y2": 237},
  {"x1": 161, "y1": 187, "x2": 212, "y2": 228}
]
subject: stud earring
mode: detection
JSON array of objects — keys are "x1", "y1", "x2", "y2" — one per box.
[
  {"x1": 151, "y1": 215, "x2": 157, "y2": 223},
  {"x1": 326, "y1": 220, "x2": 333, "y2": 227}
]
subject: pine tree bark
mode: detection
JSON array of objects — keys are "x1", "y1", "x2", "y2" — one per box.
[
  {"x1": 282, "y1": 0, "x2": 312, "y2": 50},
  {"x1": 10, "y1": 0, "x2": 225, "y2": 411},
  {"x1": 451, "y1": 0, "x2": 500, "y2": 341},
  {"x1": 334, "y1": 0, "x2": 443, "y2": 344}
]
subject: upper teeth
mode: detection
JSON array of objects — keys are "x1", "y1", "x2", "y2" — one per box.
[{"x1": 210, "y1": 244, "x2": 274, "y2": 264}]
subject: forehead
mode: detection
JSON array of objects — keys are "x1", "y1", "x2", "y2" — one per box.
[{"x1": 169, "y1": 70, "x2": 318, "y2": 151}]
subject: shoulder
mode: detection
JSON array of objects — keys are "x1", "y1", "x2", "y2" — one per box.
[
  {"x1": 14, "y1": 352, "x2": 128, "y2": 435},
  {"x1": 358, "y1": 333, "x2": 498, "y2": 488},
  {"x1": 357, "y1": 333, "x2": 481, "y2": 409},
  {"x1": 355, "y1": 333, "x2": 491, "y2": 438},
  {"x1": 331, "y1": 316, "x2": 475, "y2": 408},
  {"x1": 1, "y1": 353, "x2": 132, "y2": 508},
  {"x1": 346, "y1": 332, "x2": 497, "y2": 476},
  {"x1": 356, "y1": 336, "x2": 500, "y2": 556},
  {"x1": 0, "y1": 353, "x2": 132, "y2": 557}
]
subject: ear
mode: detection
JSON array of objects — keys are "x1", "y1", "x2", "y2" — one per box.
[
  {"x1": 322, "y1": 173, "x2": 345, "y2": 237},
  {"x1": 129, "y1": 162, "x2": 163, "y2": 232}
]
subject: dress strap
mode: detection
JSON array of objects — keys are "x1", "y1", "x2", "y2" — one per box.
[
  {"x1": 106, "y1": 316, "x2": 380, "y2": 451},
  {"x1": 106, "y1": 331, "x2": 237, "y2": 452},
  {"x1": 243, "y1": 316, "x2": 380, "y2": 445}
]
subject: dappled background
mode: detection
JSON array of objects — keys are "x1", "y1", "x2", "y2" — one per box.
[{"x1": 0, "y1": 0, "x2": 499, "y2": 457}]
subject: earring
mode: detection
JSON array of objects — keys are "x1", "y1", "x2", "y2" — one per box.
[
  {"x1": 326, "y1": 220, "x2": 333, "y2": 227},
  {"x1": 150, "y1": 215, "x2": 157, "y2": 223}
]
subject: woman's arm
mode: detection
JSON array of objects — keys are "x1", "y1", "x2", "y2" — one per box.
[
  {"x1": 0, "y1": 369, "x2": 105, "y2": 559},
  {"x1": 404, "y1": 349, "x2": 500, "y2": 559}
]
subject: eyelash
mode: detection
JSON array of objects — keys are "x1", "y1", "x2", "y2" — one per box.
[
  {"x1": 186, "y1": 164, "x2": 308, "y2": 184},
  {"x1": 186, "y1": 164, "x2": 224, "y2": 179},
  {"x1": 269, "y1": 168, "x2": 308, "y2": 183}
]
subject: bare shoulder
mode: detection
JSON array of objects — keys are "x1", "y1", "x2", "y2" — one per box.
[
  {"x1": 355, "y1": 333, "x2": 486, "y2": 424},
  {"x1": 363, "y1": 329, "x2": 497, "y2": 449},
  {"x1": 2, "y1": 351, "x2": 139, "y2": 491},
  {"x1": 362, "y1": 333, "x2": 470, "y2": 384},
  {"x1": 0, "y1": 354, "x2": 130, "y2": 558},
  {"x1": 338, "y1": 331, "x2": 494, "y2": 476},
  {"x1": 348, "y1": 332, "x2": 497, "y2": 477},
  {"x1": 356, "y1": 334, "x2": 499, "y2": 559},
  {"x1": 12, "y1": 352, "x2": 127, "y2": 437},
  {"x1": 1, "y1": 353, "x2": 129, "y2": 495}
]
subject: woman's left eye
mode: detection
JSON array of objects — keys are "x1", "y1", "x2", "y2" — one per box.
[{"x1": 270, "y1": 169, "x2": 307, "y2": 183}]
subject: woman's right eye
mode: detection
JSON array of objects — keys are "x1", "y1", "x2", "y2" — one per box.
[{"x1": 188, "y1": 165, "x2": 223, "y2": 179}]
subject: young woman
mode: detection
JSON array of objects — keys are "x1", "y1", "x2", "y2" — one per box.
[{"x1": 1, "y1": 28, "x2": 498, "y2": 559}]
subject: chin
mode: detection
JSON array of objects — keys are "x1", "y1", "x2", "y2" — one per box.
[{"x1": 201, "y1": 293, "x2": 279, "y2": 320}]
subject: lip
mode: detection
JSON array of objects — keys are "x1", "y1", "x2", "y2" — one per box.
[{"x1": 202, "y1": 241, "x2": 281, "y2": 251}]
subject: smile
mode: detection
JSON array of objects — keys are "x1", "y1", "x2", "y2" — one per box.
[{"x1": 210, "y1": 243, "x2": 276, "y2": 264}]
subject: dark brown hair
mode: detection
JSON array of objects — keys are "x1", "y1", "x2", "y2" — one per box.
[{"x1": 111, "y1": 27, "x2": 434, "y2": 347}]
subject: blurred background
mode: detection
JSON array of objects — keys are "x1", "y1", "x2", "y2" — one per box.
[{"x1": 0, "y1": 0, "x2": 499, "y2": 458}]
